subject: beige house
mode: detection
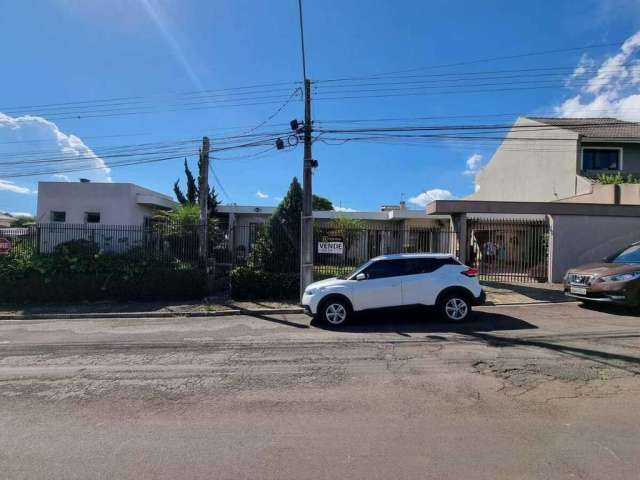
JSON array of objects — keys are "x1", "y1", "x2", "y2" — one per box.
[
  {"x1": 469, "y1": 117, "x2": 640, "y2": 204},
  {"x1": 0, "y1": 212, "x2": 14, "y2": 228}
]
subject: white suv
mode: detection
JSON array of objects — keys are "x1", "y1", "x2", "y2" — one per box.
[{"x1": 302, "y1": 253, "x2": 485, "y2": 327}]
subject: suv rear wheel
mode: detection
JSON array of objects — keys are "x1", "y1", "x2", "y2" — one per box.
[
  {"x1": 319, "y1": 298, "x2": 351, "y2": 328},
  {"x1": 438, "y1": 292, "x2": 472, "y2": 322}
]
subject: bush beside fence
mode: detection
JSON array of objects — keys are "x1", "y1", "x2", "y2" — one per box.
[
  {"x1": 0, "y1": 223, "x2": 209, "y2": 304},
  {"x1": 229, "y1": 266, "x2": 299, "y2": 301}
]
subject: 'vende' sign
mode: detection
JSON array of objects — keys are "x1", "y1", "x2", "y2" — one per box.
[
  {"x1": 0, "y1": 238, "x2": 11, "y2": 256},
  {"x1": 318, "y1": 240, "x2": 344, "y2": 254}
]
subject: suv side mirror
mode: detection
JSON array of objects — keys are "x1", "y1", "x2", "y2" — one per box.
[{"x1": 355, "y1": 273, "x2": 367, "y2": 281}]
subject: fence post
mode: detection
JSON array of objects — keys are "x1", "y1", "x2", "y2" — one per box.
[{"x1": 451, "y1": 213, "x2": 468, "y2": 264}]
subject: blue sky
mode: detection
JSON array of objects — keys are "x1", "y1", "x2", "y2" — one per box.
[{"x1": 1, "y1": 0, "x2": 640, "y2": 216}]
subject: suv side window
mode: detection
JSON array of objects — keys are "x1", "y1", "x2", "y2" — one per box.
[
  {"x1": 363, "y1": 259, "x2": 407, "y2": 279},
  {"x1": 405, "y1": 257, "x2": 459, "y2": 275}
]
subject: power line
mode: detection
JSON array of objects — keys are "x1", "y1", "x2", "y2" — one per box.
[
  {"x1": 316, "y1": 40, "x2": 627, "y2": 82},
  {"x1": 0, "y1": 81, "x2": 301, "y2": 113},
  {"x1": 241, "y1": 88, "x2": 303, "y2": 134},
  {"x1": 208, "y1": 162, "x2": 232, "y2": 203}
]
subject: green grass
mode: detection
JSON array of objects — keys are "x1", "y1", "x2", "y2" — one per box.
[{"x1": 313, "y1": 265, "x2": 356, "y2": 280}]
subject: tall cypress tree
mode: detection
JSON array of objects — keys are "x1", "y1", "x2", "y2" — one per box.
[{"x1": 173, "y1": 158, "x2": 219, "y2": 215}]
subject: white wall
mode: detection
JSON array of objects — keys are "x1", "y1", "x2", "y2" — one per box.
[
  {"x1": 549, "y1": 215, "x2": 640, "y2": 282},
  {"x1": 469, "y1": 117, "x2": 579, "y2": 202},
  {"x1": 37, "y1": 182, "x2": 173, "y2": 225}
]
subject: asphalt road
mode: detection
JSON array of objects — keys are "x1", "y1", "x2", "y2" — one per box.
[{"x1": 1, "y1": 302, "x2": 639, "y2": 480}]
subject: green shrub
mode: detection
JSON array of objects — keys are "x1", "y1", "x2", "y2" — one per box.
[
  {"x1": 597, "y1": 173, "x2": 640, "y2": 184},
  {"x1": 0, "y1": 247, "x2": 207, "y2": 304},
  {"x1": 230, "y1": 266, "x2": 299, "y2": 300}
]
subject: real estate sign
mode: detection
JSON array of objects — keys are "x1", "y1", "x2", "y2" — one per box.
[{"x1": 318, "y1": 236, "x2": 344, "y2": 254}]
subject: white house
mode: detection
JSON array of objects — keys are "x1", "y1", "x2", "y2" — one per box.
[
  {"x1": 36, "y1": 181, "x2": 175, "y2": 225},
  {"x1": 0, "y1": 212, "x2": 14, "y2": 228}
]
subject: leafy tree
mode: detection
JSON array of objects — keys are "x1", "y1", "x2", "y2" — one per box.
[
  {"x1": 153, "y1": 204, "x2": 220, "y2": 261},
  {"x1": 154, "y1": 203, "x2": 201, "y2": 224},
  {"x1": 312, "y1": 194, "x2": 333, "y2": 211},
  {"x1": 249, "y1": 177, "x2": 303, "y2": 272},
  {"x1": 271, "y1": 177, "x2": 303, "y2": 241},
  {"x1": 173, "y1": 158, "x2": 219, "y2": 214},
  {"x1": 9, "y1": 215, "x2": 35, "y2": 227},
  {"x1": 328, "y1": 216, "x2": 364, "y2": 258},
  {"x1": 174, "y1": 159, "x2": 198, "y2": 205}
]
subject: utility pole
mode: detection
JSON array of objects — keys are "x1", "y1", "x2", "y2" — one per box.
[
  {"x1": 298, "y1": 0, "x2": 314, "y2": 295},
  {"x1": 198, "y1": 136, "x2": 210, "y2": 262},
  {"x1": 301, "y1": 79, "x2": 314, "y2": 294}
]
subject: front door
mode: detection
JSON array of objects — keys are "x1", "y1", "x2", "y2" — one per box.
[{"x1": 351, "y1": 259, "x2": 404, "y2": 310}]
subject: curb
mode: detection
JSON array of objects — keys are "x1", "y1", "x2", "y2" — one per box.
[
  {"x1": 0, "y1": 308, "x2": 306, "y2": 321},
  {"x1": 0, "y1": 300, "x2": 577, "y2": 321}
]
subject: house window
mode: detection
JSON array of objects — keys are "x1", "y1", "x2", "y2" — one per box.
[
  {"x1": 85, "y1": 212, "x2": 100, "y2": 224},
  {"x1": 51, "y1": 211, "x2": 66, "y2": 223},
  {"x1": 582, "y1": 148, "x2": 621, "y2": 171}
]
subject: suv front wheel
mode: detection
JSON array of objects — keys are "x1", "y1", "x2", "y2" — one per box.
[
  {"x1": 438, "y1": 292, "x2": 472, "y2": 322},
  {"x1": 318, "y1": 298, "x2": 352, "y2": 328}
]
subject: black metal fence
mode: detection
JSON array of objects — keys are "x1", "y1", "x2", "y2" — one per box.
[
  {"x1": 1, "y1": 223, "x2": 208, "y2": 266},
  {"x1": 0, "y1": 222, "x2": 300, "y2": 271},
  {"x1": 313, "y1": 226, "x2": 459, "y2": 280},
  {"x1": 466, "y1": 218, "x2": 549, "y2": 283}
]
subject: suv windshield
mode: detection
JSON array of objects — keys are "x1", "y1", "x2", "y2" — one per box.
[
  {"x1": 340, "y1": 260, "x2": 373, "y2": 280},
  {"x1": 611, "y1": 244, "x2": 640, "y2": 264}
]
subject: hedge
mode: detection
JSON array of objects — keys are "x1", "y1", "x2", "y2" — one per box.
[
  {"x1": 0, "y1": 241, "x2": 207, "y2": 304},
  {"x1": 0, "y1": 269, "x2": 207, "y2": 304},
  {"x1": 230, "y1": 266, "x2": 299, "y2": 300}
]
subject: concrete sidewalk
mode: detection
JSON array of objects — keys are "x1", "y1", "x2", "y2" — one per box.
[
  {"x1": 0, "y1": 282, "x2": 570, "y2": 320},
  {"x1": 482, "y1": 281, "x2": 569, "y2": 306}
]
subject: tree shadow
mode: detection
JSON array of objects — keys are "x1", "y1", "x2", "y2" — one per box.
[
  {"x1": 482, "y1": 281, "x2": 569, "y2": 303},
  {"x1": 311, "y1": 307, "x2": 538, "y2": 335},
  {"x1": 578, "y1": 302, "x2": 640, "y2": 318},
  {"x1": 467, "y1": 331, "x2": 640, "y2": 373},
  {"x1": 245, "y1": 312, "x2": 310, "y2": 329}
]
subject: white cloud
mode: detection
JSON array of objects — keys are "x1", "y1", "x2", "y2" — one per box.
[
  {"x1": 0, "y1": 112, "x2": 111, "y2": 183},
  {"x1": 555, "y1": 31, "x2": 640, "y2": 120},
  {"x1": 52, "y1": 174, "x2": 71, "y2": 182},
  {"x1": 256, "y1": 190, "x2": 269, "y2": 199},
  {"x1": 408, "y1": 189, "x2": 455, "y2": 208},
  {"x1": 565, "y1": 53, "x2": 596, "y2": 86},
  {"x1": 463, "y1": 153, "x2": 483, "y2": 176},
  {"x1": 9, "y1": 211, "x2": 33, "y2": 217},
  {"x1": 0, "y1": 179, "x2": 32, "y2": 195},
  {"x1": 334, "y1": 206, "x2": 356, "y2": 212}
]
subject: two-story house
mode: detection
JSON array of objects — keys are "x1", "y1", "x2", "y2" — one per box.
[{"x1": 469, "y1": 117, "x2": 640, "y2": 204}]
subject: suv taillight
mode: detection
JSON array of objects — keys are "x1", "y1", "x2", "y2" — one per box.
[{"x1": 461, "y1": 268, "x2": 478, "y2": 277}]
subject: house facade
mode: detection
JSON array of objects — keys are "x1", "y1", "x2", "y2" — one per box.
[
  {"x1": 215, "y1": 205, "x2": 275, "y2": 261},
  {"x1": 36, "y1": 181, "x2": 175, "y2": 225},
  {"x1": 0, "y1": 212, "x2": 14, "y2": 228},
  {"x1": 469, "y1": 117, "x2": 640, "y2": 203}
]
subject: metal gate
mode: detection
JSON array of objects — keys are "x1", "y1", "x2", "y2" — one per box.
[
  {"x1": 467, "y1": 218, "x2": 549, "y2": 283},
  {"x1": 313, "y1": 226, "x2": 458, "y2": 281}
]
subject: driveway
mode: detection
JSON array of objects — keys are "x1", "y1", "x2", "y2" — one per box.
[{"x1": 1, "y1": 303, "x2": 639, "y2": 479}]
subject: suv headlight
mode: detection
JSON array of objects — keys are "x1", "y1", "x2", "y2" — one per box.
[
  {"x1": 600, "y1": 271, "x2": 640, "y2": 282},
  {"x1": 304, "y1": 288, "x2": 316, "y2": 295}
]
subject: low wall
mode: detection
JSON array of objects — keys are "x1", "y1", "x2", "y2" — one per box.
[{"x1": 549, "y1": 215, "x2": 640, "y2": 282}]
